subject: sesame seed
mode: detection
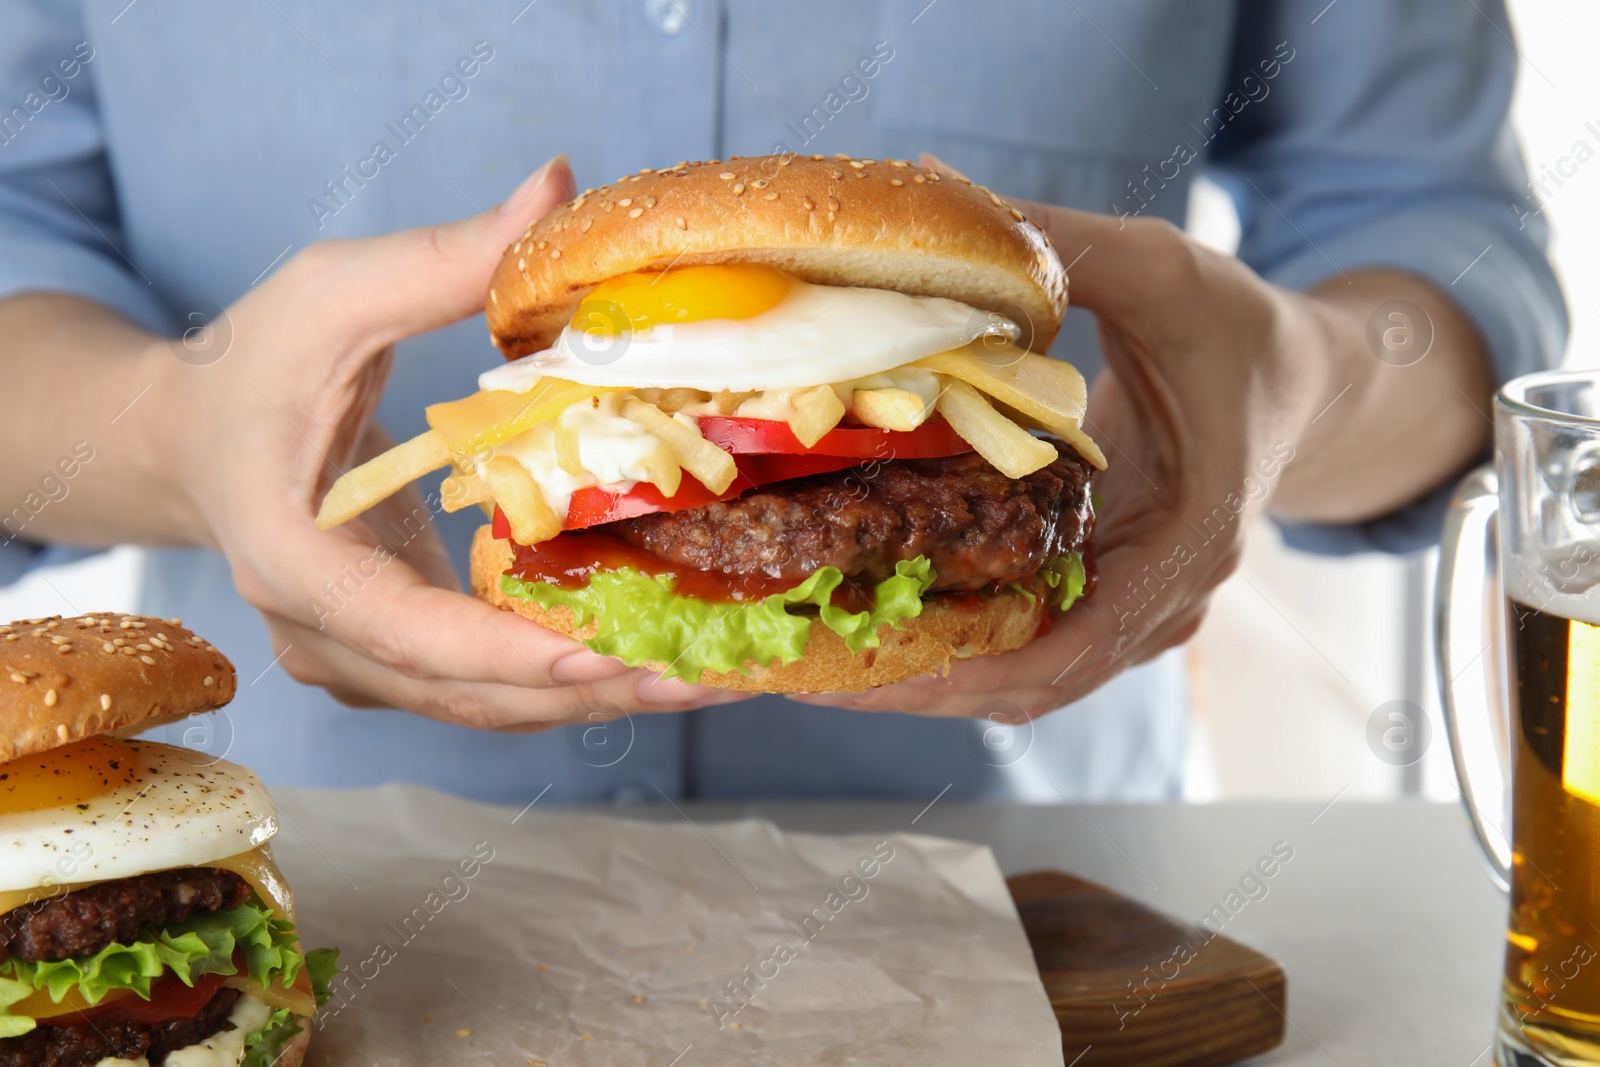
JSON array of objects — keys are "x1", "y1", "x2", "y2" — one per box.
[
  {"x1": 56, "y1": 725, "x2": 68, "y2": 742},
  {"x1": 203, "y1": 676, "x2": 214, "y2": 687},
  {"x1": 121, "y1": 647, "x2": 136, "y2": 656},
  {"x1": 802, "y1": 196, "x2": 816, "y2": 210},
  {"x1": 139, "y1": 655, "x2": 156, "y2": 665},
  {"x1": 718, "y1": 172, "x2": 734, "y2": 180},
  {"x1": 849, "y1": 161, "x2": 864, "y2": 170},
  {"x1": 829, "y1": 169, "x2": 842, "y2": 180},
  {"x1": 989, "y1": 192, "x2": 1004, "y2": 206},
  {"x1": 56, "y1": 645, "x2": 70, "y2": 655},
  {"x1": 639, "y1": 167, "x2": 654, "y2": 174},
  {"x1": 732, "y1": 182, "x2": 745, "y2": 195},
  {"x1": 628, "y1": 207, "x2": 643, "y2": 218},
  {"x1": 891, "y1": 159, "x2": 909, "y2": 167},
  {"x1": 928, "y1": 173, "x2": 942, "y2": 182},
  {"x1": 752, "y1": 179, "x2": 769, "y2": 189},
  {"x1": 536, "y1": 241, "x2": 547, "y2": 250},
  {"x1": 914, "y1": 175, "x2": 926, "y2": 183},
  {"x1": 1009, "y1": 207, "x2": 1025, "y2": 221},
  {"x1": 489, "y1": 289, "x2": 498, "y2": 305},
  {"x1": 762, "y1": 191, "x2": 779, "y2": 200},
  {"x1": 827, "y1": 197, "x2": 840, "y2": 211},
  {"x1": 120, "y1": 621, "x2": 133, "y2": 629},
  {"x1": 811, "y1": 154, "x2": 823, "y2": 160},
  {"x1": 602, "y1": 201, "x2": 613, "y2": 212},
  {"x1": 512, "y1": 241, "x2": 522, "y2": 254},
  {"x1": 100, "y1": 694, "x2": 111, "y2": 711},
  {"x1": 618, "y1": 198, "x2": 632, "y2": 207},
  {"x1": 136, "y1": 644, "x2": 152, "y2": 652},
  {"x1": 955, "y1": 175, "x2": 971, "y2": 184},
  {"x1": 167, "y1": 618, "x2": 181, "y2": 626},
  {"x1": 517, "y1": 257, "x2": 526, "y2": 271},
  {"x1": 572, "y1": 196, "x2": 587, "y2": 209},
  {"x1": 675, "y1": 217, "x2": 687, "y2": 229},
  {"x1": 103, "y1": 642, "x2": 114, "y2": 653},
  {"x1": 550, "y1": 249, "x2": 561, "y2": 259},
  {"x1": 44, "y1": 689, "x2": 56, "y2": 707},
  {"x1": 580, "y1": 219, "x2": 592, "y2": 233},
  {"x1": 834, "y1": 153, "x2": 850, "y2": 160},
  {"x1": 9, "y1": 673, "x2": 24, "y2": 684},
  {"x1": 889, "y1": 179, "x2": 903, "y2": 187}
]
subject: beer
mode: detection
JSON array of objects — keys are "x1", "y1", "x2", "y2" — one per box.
[{"x1": 1503, "y1": 599, "x2": 1600, "y2": 1063}]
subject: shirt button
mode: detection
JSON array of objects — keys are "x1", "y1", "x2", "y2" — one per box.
[{"x1": 644, "y1": 0, "x2": 690, "y2": 35}]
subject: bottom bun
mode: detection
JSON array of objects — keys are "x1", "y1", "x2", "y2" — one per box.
[
  {"x1": 470, "y1": 525, "x2": 1046, "y2": 693},
  {"x1": 276, "y1": 1027, "x2": 311, "y2": 1067}
]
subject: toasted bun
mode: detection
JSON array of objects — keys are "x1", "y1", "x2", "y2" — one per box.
[
  {"x1": 0, "y1": 614, "x2": 238, "y2": 763},
  {"x1": 471, "y1": 526, "x2": 1043, "y2": 693},
  {"x1": 275, "y1": 1024, "x2": 310, "y2": 1067},
  {"x1": 487, "y1": 154, "x2": 1067, "y2": 359}
]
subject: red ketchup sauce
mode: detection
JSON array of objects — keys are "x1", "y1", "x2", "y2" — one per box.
[{"x1": 508, "y1": 530, "x2": 796, "y2": 603}]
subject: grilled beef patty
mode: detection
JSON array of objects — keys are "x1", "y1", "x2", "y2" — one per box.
[
  {"x1": 0, "y1": 869, "x2": 251, "y2": 962},
  {"x1": 610, "y1": 445, "x2": 1095, "y2": 592}
]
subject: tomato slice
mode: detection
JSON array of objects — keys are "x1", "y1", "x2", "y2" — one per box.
[
  {"x1": 38, "y1": 969, "x2": 231, "y2": 1028},
  {"x1": 696, "y1": 415, "x2": 971, "y2": 459},
  {"x1": 492, "y1": 452, "x2": 865, "y2": 539}
]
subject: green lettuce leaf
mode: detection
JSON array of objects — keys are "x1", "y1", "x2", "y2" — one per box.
[
  {"x1": 1040, "y1": 553, "x2": 1087, "y2": 610},
  {"x1": 241, "y1": 948, "x2": 340, "y2": 1067},
  {"x1": 0, "y1": 903, "x2": 307, "y2": 1035},
  {"x1": 501, "y1": 557, "x2": 937, "y2": 682}
]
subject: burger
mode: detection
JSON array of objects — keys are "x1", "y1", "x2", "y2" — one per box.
[
  {"x1": 0, "y1": 614, "x2": 337, "y2": 1066},
  {"x1": 317, "y1": 153, "x2": 1105, "y2": 692}
]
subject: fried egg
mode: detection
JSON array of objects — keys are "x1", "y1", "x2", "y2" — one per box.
[
  {"x1": 0, "y1": 737, "x2": 277, "y2": 893},
  {"x1": 479, "y1": 263, "x2": 1020, "y2": 394}
]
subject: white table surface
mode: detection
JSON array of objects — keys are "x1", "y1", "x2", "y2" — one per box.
[{"x1": 274, "y1": 794, "x2": 1506, "y2": 1066}]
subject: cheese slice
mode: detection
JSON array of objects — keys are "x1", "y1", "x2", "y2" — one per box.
[
  {"x1": 0, "y1": 845, "x2": 295, "y2": 924},
  {"x1": 10, "y1": 985, "x2": 134, "y2": 1022},
  {"x1": 222, "y1": 970, "x2": 316, "y2": 1018}
]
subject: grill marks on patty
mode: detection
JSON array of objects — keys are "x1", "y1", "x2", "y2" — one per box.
[
  {"x1": 611, "y1": 446, "x2": 1095, "y2": 592},
  {"x1": 0, "y1": 986, "x2": 241, "y2": 1067},
  {"x1": 0, "y1": 869, "x2": 252, "y2": 962}
]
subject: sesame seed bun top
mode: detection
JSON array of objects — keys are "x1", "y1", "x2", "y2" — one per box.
[
  {"x1": 0, "y1": 614, "x2": 238, "y2": 763},
  {"x1": 486, "y1": 154, "x2": 1068, "y2": 360}
]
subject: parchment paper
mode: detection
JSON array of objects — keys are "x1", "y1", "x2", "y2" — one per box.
[{"x1": 269, "y1": 785, "x2": 1064, "y2": 1066}]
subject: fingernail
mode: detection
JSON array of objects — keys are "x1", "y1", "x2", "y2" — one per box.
[
  {"x1": 550, "y1": 649, "x2": 631, "y2": 683},
  {"x1": 498, "y1": 153, "x2": 569, "y2": 221},
  {"x1": 637, "y1": 674, "x2": 720, "y2": 704}
]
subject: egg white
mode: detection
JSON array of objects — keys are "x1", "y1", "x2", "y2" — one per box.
[
  {"x1": 0, "y1": 741, "x2": 278, "y2": 893},
  {"x1": 479, "y1": 280, "x2": 1021, "y2": 393}
]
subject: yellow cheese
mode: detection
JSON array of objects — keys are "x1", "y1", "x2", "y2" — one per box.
[
  {"x1": 222, "y1": 971, "x2": 316, "y2": 1018},
  {"x1": 0, "y1": 844, "x2": 295, "y2": 924},
  {"x1": 10, "y1": 985, "x2": 134, "y2": 1022}
]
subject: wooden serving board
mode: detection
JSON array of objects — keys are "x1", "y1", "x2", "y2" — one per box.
[{"x1": 1009, "y1": 871, "x2": 1286, "y2": 1067}]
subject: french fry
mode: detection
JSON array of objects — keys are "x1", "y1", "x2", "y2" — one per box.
[
  {"x1": 622, "y1": 399, "x2": 738, "y2": 493},
  {"x1": 438, "y1": 472, "x2": 492, "y2": 513},
  {"x1": 851, "y1": 387, "x2": 933, "y2": 432},
  {"x1": 711, "y1": 389, "x2": 756, "y2": 415},
  {"x1": 480, "y1": 456, "x2": 562, "y2": 544},
  {"x1": 788, "y1": 384, "x2": 846, "y2": 448},
  {"x1": 917, "y1": 346, "x2": 1106, "y2": 469},
  {"x1": 655, "y1": 387, "x2": 709, "y2": 413},
  {"x1": 635, "y1": 439, "x2": 683, "y2": 498},
  {"x1": 934, "y1": 378, "x2": 1058, "y2": 479},
  {"x1": 315, "y1": 430, "x2": 452, "y2": 531},
  {"x1": 554, "y1": 419, "x2": 585, "y2": 476}
]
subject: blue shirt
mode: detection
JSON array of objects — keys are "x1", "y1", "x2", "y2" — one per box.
[{"x1": 0, "y1": 0, "x2": 1564, "y2": 802}]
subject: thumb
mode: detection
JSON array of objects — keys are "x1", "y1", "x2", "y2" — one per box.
[
  {"x1": 338, "y1": 154, "x2": 577, "y2": 345},
  {"x1": 919, "y1": 151, "x2": 1142, "y2": 314}
]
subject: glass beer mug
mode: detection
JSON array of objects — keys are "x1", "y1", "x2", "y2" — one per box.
[{"x1": 1439, "y1": 369, "x2": 1600, "y2": 1066}]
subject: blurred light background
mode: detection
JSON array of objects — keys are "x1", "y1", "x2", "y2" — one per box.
[{"x1": 1, "y1": 0, "x2": 1591, "y2": 801}]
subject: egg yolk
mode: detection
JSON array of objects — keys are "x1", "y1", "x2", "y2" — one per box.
[
  {"x1": 571, "y1": 263, "x2": 791, "y2": 335},
  {"x1": 0, "y1": 736, "x2": 146, "y2": 815}
]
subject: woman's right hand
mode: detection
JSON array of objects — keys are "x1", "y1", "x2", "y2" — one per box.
[{"x1": 138, "y1": 157, "x2": 738, "y2": 728}]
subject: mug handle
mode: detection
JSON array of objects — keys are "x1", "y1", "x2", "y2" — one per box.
[{"x1": 1436, "y1": 464, "x2": 1513, "y2": 891}]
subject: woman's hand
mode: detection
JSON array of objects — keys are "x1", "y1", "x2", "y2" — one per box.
[
  {"x1": 798, "y1": 156, "x2": 1491, "y2": 721},
  {"x1": 133, "y1": 157, "x2": 737, "y2": 728}
]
